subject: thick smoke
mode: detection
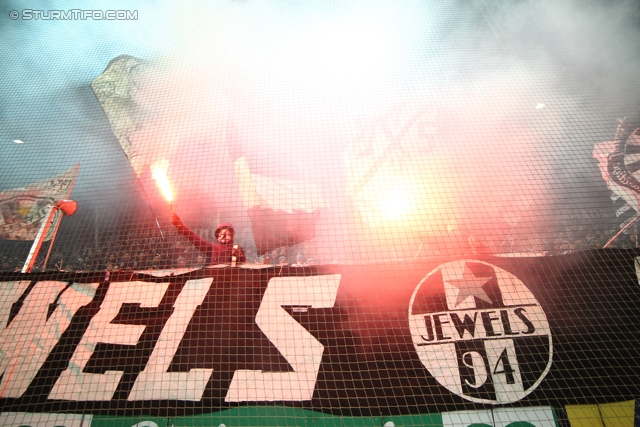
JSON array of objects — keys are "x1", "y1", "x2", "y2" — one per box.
[{"x1": 1, "y1": 0, "x2": 639, "y2": 265}]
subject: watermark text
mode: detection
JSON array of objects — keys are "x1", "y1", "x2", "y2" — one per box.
[{"x1": 10, "y1": 10, "x2": 138, "y2": 20}]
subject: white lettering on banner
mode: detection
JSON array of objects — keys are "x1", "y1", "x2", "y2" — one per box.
[
  {"x1": 442, "y1": 406, "x2": 557, "y2": 427},
  {"x1": 0, "y1": 282, "x2": 97, "y2": 398},
  {"x1": 485, "y1": 340, "x2": 523, "y2": 402},
  {"x1": 412, "y1": 306, "x2": 548, "y2": 344},
  {"x1": 0, "y1": 412, "x2": 92, "y2": 427},
  {"x1": 49, "y1": 281, "x2": 169, "y2": 401},
  {"x1": 128, "y1": 278, "x2": 214, "y2": 401},
  {"x1": 225, "y1": 274, "x2": 342, "y2": 402},
  {"x1": 461, "y1": 351, "x2": 486, "y2": 388}
]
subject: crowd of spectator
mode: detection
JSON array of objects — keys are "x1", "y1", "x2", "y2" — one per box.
[
  {"x1": 542, "y1": 226, "x2": 638, "y2": 256},
  {"x1": 0, "y1": 222, "x2": 637, "y2": 272},
  {"x1": 0, "y1": 222, "x2": 314, "y2": 272},
  {"x1": 444, "y1": 222, "x2": 639, "y2": 258},
  {"x1": 46, "y1": 227, "x2": 218, "y2": 272}
]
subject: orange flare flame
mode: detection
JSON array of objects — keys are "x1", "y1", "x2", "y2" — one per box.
[{"x1": 151, "y1": 159, "x2": 173, "y2": 203}]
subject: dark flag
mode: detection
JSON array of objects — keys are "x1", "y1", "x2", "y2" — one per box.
[
  {"x1": 593, "y1": 120, "x2": 640, "y2": 230},
  {"x1": 228, "y1": 124, "x2": 325, "y2": 255},
  {"x1": 0, "y1": 164, "x2": 79, "y2": 241}
]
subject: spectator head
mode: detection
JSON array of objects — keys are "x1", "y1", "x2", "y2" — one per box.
[{"x1": 215, "y1": 223, "x2": 235, "y2": 245}]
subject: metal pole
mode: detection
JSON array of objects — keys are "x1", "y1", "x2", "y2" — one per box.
[
  {"x1": 135, "y1": 176, "x2": 165, "y2": 241},
  {"x1": 604, "y1": 214, "x2": 640, "y2": 248},
  {"x1": 413, "y1": 243, "x2": 423, "y2": 260},
  {"x1": 42, "y1": 209, "x2": 63, "y2": 270},
  {"x1": 95, "y1": 206, "x2": 99, "y2": 252},
  {"x1": 22, "y1": 205, "x2": 57, "y2": 273}
]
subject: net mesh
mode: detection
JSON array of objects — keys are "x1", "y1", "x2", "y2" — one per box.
[{"x1": 0, "y1": 1, "x2": 639, "y2": 426}]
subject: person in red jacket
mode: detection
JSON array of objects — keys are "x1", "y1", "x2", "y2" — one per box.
[{"x1": 172, "y1": 213, "x2": 246, "y2": 266}]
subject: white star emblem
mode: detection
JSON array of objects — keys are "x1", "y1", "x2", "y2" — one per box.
[{"x1": 445, "y1": 262, "x2": 493, "y2": 307}]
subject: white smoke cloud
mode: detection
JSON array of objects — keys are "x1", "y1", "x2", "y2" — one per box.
[{"x1": 0, "y1": 0, "x2": 639, "y2": 261}]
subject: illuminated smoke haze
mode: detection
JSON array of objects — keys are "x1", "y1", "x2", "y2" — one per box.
[{"x1": 1, "y1": 0, "x2": 639, "y2": 262}]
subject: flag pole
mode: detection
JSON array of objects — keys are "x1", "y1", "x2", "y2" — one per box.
[
  {"x1": 22, "y1": 205, "x2": 57, "y2": 273},
  {"x1": 42, "y1": 210, "x2": 64, "y2": 270},
  {"x1": 135, "y1": 175, "x2": 165, "y2": 241},
  {"x1": 22, "y1": 200, "x2": 77, "y2": 273},
  {"x1": 604, "y1": 214, "x2": 640, "y2": 248},
  {"x1": 42, "y1": 164, "x2": 80, "y2": 270}
]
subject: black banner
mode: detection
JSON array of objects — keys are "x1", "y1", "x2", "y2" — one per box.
[{"x1": 0, "y1": 249, "x2": 638, "y2": 417}]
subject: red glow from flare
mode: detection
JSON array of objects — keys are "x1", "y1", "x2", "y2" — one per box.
[{"x1": 151, "y1": 160, "x2": 173, "y2": 203}]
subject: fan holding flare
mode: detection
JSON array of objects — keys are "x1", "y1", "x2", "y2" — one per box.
[
  {"x1": 171, "y1": 213, "x2": 245, "y2": 266},
  {"x1": 150, "y1": 159, "x2": 245, "y2": 266}
]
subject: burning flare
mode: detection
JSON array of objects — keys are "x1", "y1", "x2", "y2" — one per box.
[{"x1": 151, "y1": 159, "x2": 173, "y2": 203}]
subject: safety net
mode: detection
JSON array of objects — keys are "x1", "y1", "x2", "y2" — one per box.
[{"x1": 0, "y1": 1, "x2": 639, "y2": 427}]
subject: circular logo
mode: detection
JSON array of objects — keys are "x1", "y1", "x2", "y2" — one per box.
[{"x1": 409, "y1": 260, "x2": 552, "y2": 404}]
